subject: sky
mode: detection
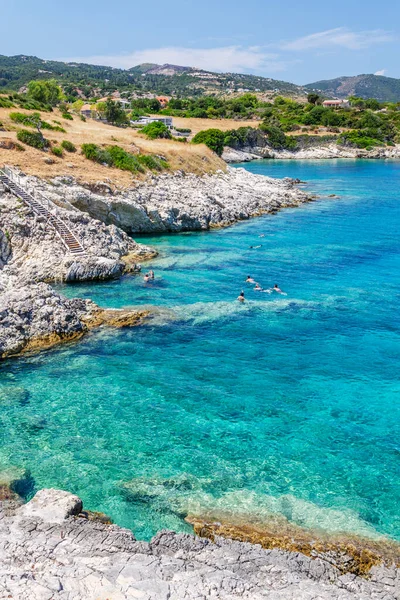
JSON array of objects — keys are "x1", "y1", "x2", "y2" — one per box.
[{"x1": 1, "y1": 0, "x2": 399, "y2": 84}]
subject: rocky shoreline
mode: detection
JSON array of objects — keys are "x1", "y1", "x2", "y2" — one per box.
[
  {"x1": 0, "y1": 166, "x2": 311, "y2": 356},
  {"x1": 0, "y1": 487, "x2": 398, "y2": 599},
  {"x1": 31, "y1": 166, "x2": 312, "y2": 233},
  {"x1": 0, "y1": 165, "x2": 399, "y2": 598},
  {"x1": 222, "y1": 143, "x2": 400, "y2": 163}
]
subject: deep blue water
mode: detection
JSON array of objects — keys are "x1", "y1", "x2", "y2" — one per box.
[{"x1": 1, "y1": 159, "x2": 400, "y2": 542}]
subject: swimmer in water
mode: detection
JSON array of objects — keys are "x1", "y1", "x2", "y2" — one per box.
[
  {"x1": 272, "y1": 284, "x2": 287, "y2": 295},
  {"x1": 149, "y1": 270, "x2": 155, "y2": 280},
  {"x1": 237, "y1": 291, "x2": 245, "y2": 302},
  {"x1": 259, "y1": 234, "x2": 265, "y2": 238},
  {"x1": 245, "y1": 275, "x2": 255, "y2": 284},
  {"x1": 254, "y1": 283, "x2": 263, "y2": 291},
  {"x1": 143, "y1": 273, "x2": 150, "y2": 282},
  {"x1": 249, "y1": 245, "x2": 262, "y2": 249}
]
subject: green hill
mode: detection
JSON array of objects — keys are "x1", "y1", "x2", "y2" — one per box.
[
  {"x1": 306, "y1": 74, "x2": 400, "y2": 102},
  {"x1": 0, "y1": 54, "x2": 306, "y2": 98}
]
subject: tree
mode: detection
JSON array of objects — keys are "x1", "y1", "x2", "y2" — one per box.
[
  {"x1": 307, "y1": 93, "x2": 320, "y2": 105},
  {"x1": 27, "y1": 79, "x2": 62, "y2": 106},
  {"x1": 25, "y1": 112, "x2": 45, "y2": 142},
  {"x1": 141, "y1": 121, "x2": 172, "y2": 139},
  {"x1": 192, "y1": 129, "x2": 225, "y2": 156},
  {"x1": 148, "y1": 98, "x2": 161, "y2": 112},
  {"x1": 349, "y1": 96, "x2": 365, "y2": 110},
  {"x1": 104, "y1": 98, "x2": 128, "y2": 125},
  {"x1": 365, "y1": 98, "x2": 381, "y2": 110}
]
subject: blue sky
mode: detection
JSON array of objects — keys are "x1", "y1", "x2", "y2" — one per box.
[{"x1": 2, "y1": 0, "x2": 399, "y2": 84}]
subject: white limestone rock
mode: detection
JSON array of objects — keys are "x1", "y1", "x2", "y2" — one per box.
[
  {"x1": 17, "y1": 488, "x2": 82, "y2": 523},
  {"x1": 36, "y1": 167, "x2": 312, "y2": 233},
  {"x1": 0, "y1": 488, "x2": 397, "y2": 599}
]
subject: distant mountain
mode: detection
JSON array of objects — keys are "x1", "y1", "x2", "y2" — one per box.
[
  {"x1": 306, "y1": 74, "x2": 400, "y2": 102},
  {"x1": 0, "y1": 54, "x2": 306, "y2": 98}
]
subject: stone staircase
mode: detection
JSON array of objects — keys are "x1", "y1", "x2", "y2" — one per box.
[{"x1": 0, "y1": 167, "x2": 85, "y2": 256}]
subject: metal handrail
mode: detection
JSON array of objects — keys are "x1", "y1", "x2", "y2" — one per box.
[{"x1": 1, "y1": 166, "x2": 85, "y2": 255}]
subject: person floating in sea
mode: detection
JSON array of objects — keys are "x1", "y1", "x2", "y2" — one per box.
[
  {"x1": 143, "y1": 273, "x2": 150, "y2": 283},
  {"x1": 272, "y1": 284, "x2": 287, "y2": 295},
  {"x1": 149, "y1": 270, "x2": 155, "y2": 280},
  {"x1": 254, "y1": 283, "x2": 263, "y2": 291},
  {"x1": 249, "y1": 245, "x2": 262, "y2": 249},
  {"x1": 237, "y1": 291, "x2": 245, "y2": 302},
  {"x1": 245, "y1": 275, "x2": 255, "y2": 284}
]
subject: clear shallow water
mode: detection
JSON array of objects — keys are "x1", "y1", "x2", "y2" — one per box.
[{"x1": 1, "y1": 159, "x2": 400, "y2": 542}]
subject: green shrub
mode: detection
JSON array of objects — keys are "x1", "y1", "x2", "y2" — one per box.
[
  {"x1": 174, "y1": 127, "x2": 191, "y2": 133},
  {"x1": 259, "y1": 123, "x2": 297, "y2": 150},
  {"x1": 0, "y1": 97, "x2": 14, "y2": 108},
  {"x1": 141, "y1": 121, "x2": 172, "y2": 139},
  {"x1": 80, "y1": 115, "x2": 86, "y2": 122},
  {"x1": 107, "y1": 145, "x2": 144, "y2": 172},
  {"x1": 51, "y1": 146, "x2": 63, "y2": 157},
  {"x1": 81, "y1": 143, "x2": 113, "y2": 165},
  {"x1": 10, "y1": 112, "x2": 66, "y2": 132},
  {"x1": 61, "y1": 140, "x2": 77, "y2": 152},
  {"x1": 61, "y1": 112, "x2": 73, "y2": 120},
  {"x1": 16, "y1": 129, "x2": 49, "y2": 150},
  {"x1": 137, "y1": 154, "x2": 168, "y2": 171},
  {"x1": 192, "y1": 128, "x2": 225, "y2": 155},
  {"x1": 338, "y1": 131, "x2": 383, "y2": 149},
  {"x1": 81, "y1": 143, "x2": 168, "y2": 173}
]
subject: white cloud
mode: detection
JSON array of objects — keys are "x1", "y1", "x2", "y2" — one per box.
[
  {"x1": 281, "y1": 27, "x2": 394, "y2": 51},
  {"x1": 374, "y1": 69, "x2": 386, "y2": 76},
  {"x1": 61, "y1": 46, "x2": 289, "y2": 74}
]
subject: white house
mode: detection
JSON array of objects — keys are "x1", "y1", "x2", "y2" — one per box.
[
  {"x1": 322, "y1": 100, "x2": 350, "y2": 108},
  {"x1": 130, "y1": 116, "x2": 173, "y2": 129}
]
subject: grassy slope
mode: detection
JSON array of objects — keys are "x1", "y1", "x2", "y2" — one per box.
[{"x1": 0, "y1": 108, "x2": 234, "y2": 186}]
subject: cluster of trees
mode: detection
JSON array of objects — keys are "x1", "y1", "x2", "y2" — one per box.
[{"x1": 253, "y1": 95, "x2": 400, "y2": 148}]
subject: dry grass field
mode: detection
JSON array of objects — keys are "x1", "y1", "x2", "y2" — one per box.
[
  {"x1": 170, "y1": 116, "x2": 260, "y2": 135},
  {"x1": 0, "y1": 108, "x2": 232, "y2": 186}
]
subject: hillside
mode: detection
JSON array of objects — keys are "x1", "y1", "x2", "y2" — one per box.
[
  {"x1": 306, "y1": 74, "x2": 400, "y2": 102},
  {"x1": 0, "y1": 55, "x2": 306, "y2": 98},
  {"x1": 0, "y1": 106, "x2": 227, "y2": 184}
]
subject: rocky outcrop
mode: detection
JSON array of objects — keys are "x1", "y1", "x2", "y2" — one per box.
[
  {"x1": 223, "y1": 143, "x2": 400, "y2": 162},
  {"x1": 32, "y1": 167, "x2": 312, "y2": 233},
  {"x1": 0, "y1": 488, "x2": 398, "y2": 599},
  {"x1": 0, "y1": 281, "x2": 149, "y2": 358},
  {"x1": 0, "y1": 182, "x2": 156, "y2": 285}
]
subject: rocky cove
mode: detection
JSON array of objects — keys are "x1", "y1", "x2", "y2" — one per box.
[
  {"x1": 0, "y1": 166, "x2": 310, "y2": 357},
  {"x1": 1, "y1": 162, "x2": 399, "y2": 599}
]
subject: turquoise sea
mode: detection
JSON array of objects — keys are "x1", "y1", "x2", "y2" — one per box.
[{"x1": 1, "y1": 159, "x2": 400, "y2": 542}]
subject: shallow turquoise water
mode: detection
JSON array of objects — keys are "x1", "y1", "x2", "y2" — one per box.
[{"x1": 1, "y1": 159, "x2": 400, "y2": 542}]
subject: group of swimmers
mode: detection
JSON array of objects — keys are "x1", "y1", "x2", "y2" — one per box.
[
  {"x1": 143, "y1": 270, "x2": 155, "y2": 283},
  {"x1": 238, "y1": 277, "x2": 286, "y2": 302}
]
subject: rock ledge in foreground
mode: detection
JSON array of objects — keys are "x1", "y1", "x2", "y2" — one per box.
[{"x1": 0, "y1": 488, "x2": 398, "y2": 599}]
